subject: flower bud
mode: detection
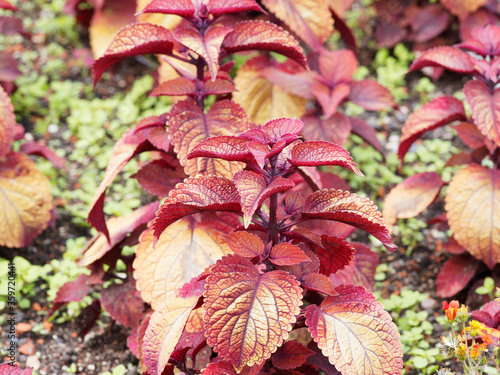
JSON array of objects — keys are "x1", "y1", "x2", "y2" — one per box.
[{"x1": 443, "y1": 300, "x2": 460, "y2": 323}]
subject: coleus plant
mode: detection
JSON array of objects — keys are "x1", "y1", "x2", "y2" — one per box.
[
  {"x1": 0, "y1": 0, "x2": 24, "y2": 93},
  {"x1": 382, "y1": 24, "x2": 500, "y2": 299},
  {"x1": 0, "y1": 79, "x2": 65, "y2": 248},
  {"x1": 50, "y1": 0, "x2": 403, "y2": 374}
]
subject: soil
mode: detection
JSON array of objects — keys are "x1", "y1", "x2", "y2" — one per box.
[{"x1": 1, "y1": 3, "x2": 496, "y2": 375}]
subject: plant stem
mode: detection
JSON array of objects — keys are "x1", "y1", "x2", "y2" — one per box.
[{"x1": 268, "y1": 157, "x2": 279, "y2": 245}]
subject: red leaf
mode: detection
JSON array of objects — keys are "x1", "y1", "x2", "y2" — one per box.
[
  {"x1": 79, "y1": 202, "x2": 159, "y2": 267},
  {"x1": 131, "y1": 160, "x2": 184, "y2": 198},
  {"x1": 301, "y1": 113, "x2": 351, "y2": 146},
  {"x1": 0, "y1": 364, "x2": 32, "y2": 375},
  {"x1": 408, "y1": 46, "x2": 475, "y2": 74},
  {"x1": 440, "y1": 0, "x2": 487, "y2": 20},
  {"x1": 151, "y1": 78, "x2": 196, "y2": 97},
  {"x1": 302, "y1": 189, "x2": 397, "y2": 251},
  {"x1": 398, "y1": 96, "x2": 466, "y2": 162},
  {"x1": 305, "y1": 285, "x2": 403, "y2": 375},
  {"x1": 0, "y1": 85, "x2": 15, "y2": 158},
  {"x1": 330, "y1": 242, "x2": 379, "y2": 291},
  {"x1": 269, "y1": 242, "x2": 310, "y2": 266},
  {"x1": 444, "y1": 236, "x2": 466, "y2": 255},
  {"x1": 87, "y1": 115, "x2": 166, "y2": 239},
  {"x1": 49, "y1": 273, "x2": 91, "y2": 317},
  {"x1": 301, "y1": 272, "x2": 337, "y2": 296},
  {"x1": 224, "y1": 231, "x2": 265, "y2": 258},
  {"x1": 318, "y1": 49, "x2": 357, "y2": 86},
  {"x1": 0, "y1": 15, "x2": 24, "y2": 36},
  {"x1": 140, "y1": 0, "x2": 263, "y2": 18},
  {"x1": 471, "y1": 301, "x2": 500, "y2": 329},
  {"x1": 310, "y1": 235, "x2": 356, "y2": 276},
  {"x1": 407, "y1": 4, "x2": 449, "y2": 43},
  {"x1": 223, "y1": 20, "x2": 307, "y2": 68},
  {"x1": 436, "y1": 253, "x2": 480, "y2": 297},
  {"x1": 187, "y1": 136, "x2": 253, "y2": 163},
  {"x1": 92, "y1": 23, "x2": 174, "y2": 85},
  {"x1": 382, "y1": 172, "x2": 444, "y2": 233},
  {"x1": 348, "y1": 117, "x2": 384, "y2": 155},
  {"x1": 454, "y1": 122, "x2": 486, "y2": 149},
  {"x1": 152, "y1": 176, "x2": 241, "y2": 239},
  {"x1": 173, "y1": 23, "x2": 232, "y2": 80},
  {"x1": 289, "y1": 141, "x2": 363, "y2": 176},
  {"x1": 168, "y1": 99, "x2": 249, "y2": 177},
  {"x1": 458, "y1": 24, "x2": 500, "y2": 57},
  {"x1": 234, "y1": 171, "x2": 295, "y2": 228},
  {"x1": 263, "y1": 117, "x2": 304, "y2": 142},
  {"x1": 19, "y1": 142, "x2": 67, "y2": 170},
  {"x1": 143, "y1": 294, "x2": 200, "y2": 375},
  {"x1": 348, "y1": 79, "x2": 395, "y2": 111},
  {"x1": 100, "y1": 278, "x2": 144, "y2": 328},
  {"x1": 203, "y1": 254, "x2": 303, "y2": 370},
  {"x1": 0, "y1": 0, "x2": 17, "y2": 11},
  {"x1": 202, "y1": 361, "x2": 238, "y2": 375},
  {"x1": 464, "y1": 79, "x2": 500, "y2": 148},
  {"x1": 272, "y1": 341, "x2": 315, "y2": 370}
]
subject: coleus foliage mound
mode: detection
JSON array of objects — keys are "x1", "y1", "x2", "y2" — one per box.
[
  {"x1": 141, "y1": 117, "x2": 402, "y2": 375},
  {"x1": 383, "y1": 24, "x2": 500, "y2": 299},
  {"x1": 50, "y1": 0, "x2": 402, "y2": 374}
]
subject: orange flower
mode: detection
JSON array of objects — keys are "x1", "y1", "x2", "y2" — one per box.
[
  {"x1": 470, "y1": 343, "x2": 487, "y2": 359},
  {"x1": 443, "y1": 300, "x2": 460, "y2": 323}
]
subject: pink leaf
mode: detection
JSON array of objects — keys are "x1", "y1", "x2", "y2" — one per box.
[
  {"x1": 398, "y1": 96, "x2": 466, "y2": 162},
  {"x1": 454, "y1": 122, "x2": 486, "y2": 149},
  {"x1": 262, "y1": 117, "x2": 304, "y2": 142},
  {"x1": 348, "y1": 117, "x2": 384, "y2": 155},
  {"x1": 301, "y1": 113, "x2": 351, "y2": 146},
  {"x1": 131, "y1": 159, "x2": 185, "y2": 198},
  {"x1": 408, "y1": 46, "x2": 475, "y2": 74},
  {"x1": 458, "y1": 24, "x2": 500, "y2": 57},
  {"x1": 348, "y1": 79, "x2": 395, "y2": 111},
  {"x1": 140, "y1": 0, "x2": 263, "y2": 18},
  {"x1": 173, "y1": 23, "x2": 232, "y2": 80},
  {"x1": 0, "y1": 51, "x2": 21, "y2": 83},
  {"x1": 436, "y1": 253, "x2": 480, "y2": 297},
  {"x1": 92, "y1": 23, "x2": 174, "y2": 85},
  {"x1": 0, "y1": 364, "x2": 32, "y2": 375},
  {"x1": 464, "y1": 79, "x2": 500, "y2": 148},
  {"x1": 318, "y1": 49, "x2": 357, "y2": 86},
  {"x1": 471, "y1": 301, "x2": 500, "y2": 329},
  {"x1": 223, "y1": 20, "x2": 307, "y2": 68},
  {"x1": 19, "y1": 142, "x2": 67, "y2": 170},
  {"x1": 310, "y1": 235, "x2": 356, "y2": 276},
  {"x1": 0, "y1": 0, "x2": 17, "y2": 11},
  {"x1": 289, "y1": 141, "x2": 363, "y2": 176},
  {"x1": 49, "y1": 273, "x2": 91, "y2": 317},
  {"x1": 312, "y1": 82, "x2": 350, "y2": 119},
  {"x1": 234, "y1": 171, "x2": 295, "y2": 228},
  {"x1": 224, "y1": 231, "x2": 265, "y2": 258},
  {"x1": 269, "y1": 242, "x2": 310, "y2": 266},
  {"x1": 150, "y1": 78, "x2": 196, "y2": 97}
]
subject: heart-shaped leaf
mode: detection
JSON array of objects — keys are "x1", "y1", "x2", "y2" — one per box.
[
  {"x1": 348, "y1": 79, "x2": 395, "y2": 111},
  {"x1": 100, "y1": 278, "x2": 144, "y2": 328},
  {"x1": 0, "y1": 152, "x2": 53, "y2": 248},
  {"x1": 445, "y1": 164, "x2": 500, "y2": 269},
  {"x1": 224, "y1": 231, "x2": 265, "y2": 258},
  {"x1": 271, "y1": 341, "x2": 314, "y2": 370},
  {"x1": 269, "y1": 242, "x2": 310, "y2": 266},
  {"x1": 305, "y1": 285, "x2": 403, "y2": 375},
  {"x1": 92, "y1": 23, "x2": 175, "y2": 85},
  {"x1": 134, "y1": 215, "x2": 233, "y2": 309},
  {"x1": 169, "y1": 98, "x2": 249, "y2": 177},
  {"x1": 436, "y1": 253, "x2": 480, "y2": 297},
  {"x1": 464, "y1": 79, "x2": 500, "y2": 148},
  {"x1": 301, "y1": 189, "x2": 397, "y2": 251},
  {"x1": 310, "y1": 235, "x2": 356, "y2": 276},
  {"x1": 398, "y1": 96, "x2": 466, "y2": 162},
  {"x1": 289, "y1": 141, "x2": 363, "y2": 176},
  {"x1": 204, "y1": 254, "x2": 303, "y2": 370},
  {"x1": 131, "y1": 160, "x2": 185, "y2": 198},
  {"x1": 301, "y1": 113, "x2": 351, "y2": 146}
]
